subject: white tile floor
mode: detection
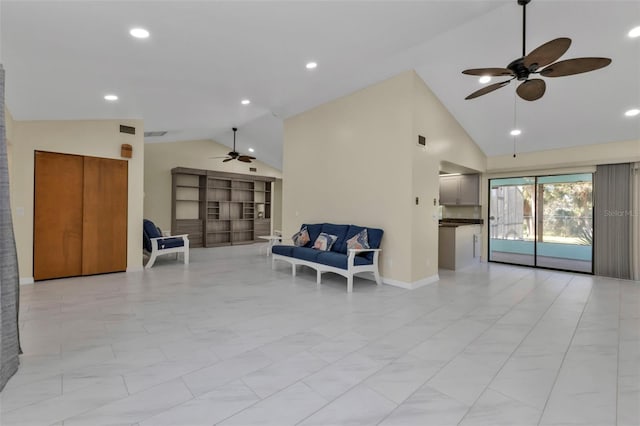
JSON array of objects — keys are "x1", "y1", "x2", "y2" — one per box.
[{"x1": 1, "y1": 244, "x2": 639, "y2": 426}]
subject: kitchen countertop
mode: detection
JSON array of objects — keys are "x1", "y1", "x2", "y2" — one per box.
[{"x1": 439, "y1": 219, "x2": 483, "y2": 228}]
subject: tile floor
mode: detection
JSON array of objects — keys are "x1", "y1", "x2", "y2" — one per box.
[{"x1": 1, "y1": 244, "x2": 638, "y2": 426}]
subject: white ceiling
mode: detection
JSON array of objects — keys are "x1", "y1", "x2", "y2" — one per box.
[{"x1": 2, "y1": 1, "x2": 639, "y2": 170}]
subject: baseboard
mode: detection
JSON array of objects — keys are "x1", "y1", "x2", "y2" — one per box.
[
  {"x1": 126, "y1": 266, "x2": 144, "y2": 273},
  {"x1": 382, "y1": 274, "x2": 440, "y2": 290},
  {"x1": 20, "y1": 277, "x2": 34, "y2": 285}
]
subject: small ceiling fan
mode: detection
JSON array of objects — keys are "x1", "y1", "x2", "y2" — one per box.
[
  {"x1": 462, "y1": 0, "x2": 611, "y2": 101},
  {"x1": 210, "y1": 127, "x2": 256, "y2": 163}
]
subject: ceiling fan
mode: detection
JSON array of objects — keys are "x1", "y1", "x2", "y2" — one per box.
[
  {"x1": 210, "y1": 127, "x2": 256, "y2": 163},
  {"x1": 462, "y1": 0, "x2": 611, "y2": 101}
]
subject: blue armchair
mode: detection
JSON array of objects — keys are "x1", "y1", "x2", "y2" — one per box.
[{"x1": 143, "y1": 219, "x2": 190, "y2": 268}]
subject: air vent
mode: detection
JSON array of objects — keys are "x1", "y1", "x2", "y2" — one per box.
[
  {"x1": 249, "y1": 167, "x2": 257, "y2": 172},
  {"x1": 119, "y1": 125, "x2": 136, "y2": 135},
  {"x1": 144, "y1": 131, "x2": 168, "y2": 137},
  {"x1": 418, "y1": 135, "x2": 426, "y2": 146}
]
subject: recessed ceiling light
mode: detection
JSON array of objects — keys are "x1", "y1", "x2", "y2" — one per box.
[
  {"x1": 510, "y1": 129, "x2": 522, "y2": 136},
  {"x1": 625, "y1": 108, "x2": 640, "y2": 117},
  {"x1": 241, "y1": 99, "x2": 251, "y2": 105},
  {"x1": 479, "y1": 76, "x2": 491, "y2": 84},
  {"x1": 248, "y1": 148, "x2": 255, "y2": 153},
  {"x1": 306, "y1": 62, "x2": 318, "y2": 70},
  {"x1": 104, "y1": 94, "x2": 118, "y2": 101},
  {"x1": 129, "y1": 28, "x2": 150, "y2": 39},
  {"x1": 628, "y1": 26, "x2": 640, "y2": 38}
]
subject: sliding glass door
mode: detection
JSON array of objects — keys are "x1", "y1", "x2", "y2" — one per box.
[{"x1": 489, "y1": 174, "x2": 593, "y2": 273}]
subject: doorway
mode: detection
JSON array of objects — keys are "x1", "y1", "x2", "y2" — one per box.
[{"x1": 489, "y1": 173, "x2": 593, "y2": 273}]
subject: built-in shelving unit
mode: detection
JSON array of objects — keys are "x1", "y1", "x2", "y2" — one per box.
[{"x1": 171, "y1": 167, "x2": 275, "y2": 247}]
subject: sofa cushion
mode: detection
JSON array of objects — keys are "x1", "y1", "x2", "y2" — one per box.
[
  {"x1": 143, "y1": 219, "x2": 163, "y2": 252},
  {"x1": 292, "y1": 247, "x2": 323, "y2": 263},
  {"x1": 320, "y1": 223, "x2": 350, "y2": 254},
  {"x1": 272, "y1": 245, "x2": 295, "y2": 257},
  {"x1": 292, "y1": 227, "x2": 310, "y2": 246},
  {"x1": 346, "y1": 228, "x2": 370, "y2": 251},
  {"x1": 316, "y1": 251, "x2": 373, "y2": 270},
  {"x1": 301, "y1": 224, "x2": 323, "y2": 248},
  {"x1": 156, "y1": 237, "x2": 185, "y2": 250},
  {"x1": 312, "y1": 233, "x2": 338, "y2": 251},
  {"x1": 336, "y1": 225, "x2": 383, "y2": 262}
]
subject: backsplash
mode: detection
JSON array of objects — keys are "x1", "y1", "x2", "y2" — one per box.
[{"x1": 442, "y1": 205, "x2": 482, "y2": 219}]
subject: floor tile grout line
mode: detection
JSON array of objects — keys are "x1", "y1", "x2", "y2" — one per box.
[
  {"x1": 374, "y1": 269, "x2": 562, "y2": 424},
  {"x1": 536, "y1": 275, "x2": 594, "y2": 426},
  {"x1": 454, "y1": 272, "x2": 577, "y2": 425}
]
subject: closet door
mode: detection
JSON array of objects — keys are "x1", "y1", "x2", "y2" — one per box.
[
  {"x1": 82, "y1": 157, "x2": 128, "y2": 275},
  {"x1": 34, "y1": 152, "x2": 84, "y2": 280}
]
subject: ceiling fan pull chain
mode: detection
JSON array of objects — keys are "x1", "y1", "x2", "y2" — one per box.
[
  {"x1": 513, "y1": 91, "x2": 518, "y2": 158},
  {"x1": 522, "y1": 0, "x2": 526, "y2": 56}
]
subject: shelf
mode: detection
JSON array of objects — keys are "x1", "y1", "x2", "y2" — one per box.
[
  {"x1": 176, "y1": 184, "x2": 202, "y2": 189},
  {"x1": 176, "y1": 199, "x2": 202, "y2": 202}
]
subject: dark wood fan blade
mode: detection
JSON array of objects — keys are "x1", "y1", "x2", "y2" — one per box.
[
  {"x1": 462, "y1": 68, "x2": 514, "y2": 77},
  {"x1": 223, "y1": 158, "x2": 233, "y2": 162},
  {"x1": 465, "y1": 80, "x2": 511, "y2": 100},
  {"x1": 209, "y1": 156, "x2": 230, "y2": 159},
  {"x1": 237, "y1": 156, "x2": 253, "y2": 163},
  {"x1": 523, "y1": 38, "x2": 571, "y2": 70},
  {"x1": 540, "y1": 57, "x2": 612, "y2": 77},
  {"x1": 516, "y1": 79, "x2": 546, "y2": 101}
]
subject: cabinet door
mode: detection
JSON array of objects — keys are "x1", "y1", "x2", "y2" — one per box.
[
  {"x1": 458, "y1": 174, "x2": 480, "y2": 205},
  {"x1": 439, "y1": 176, "x2": 459, "y2": 205},
  {"x1": 82, "y1": 157, "x2": 128, "y2": 275},
  {"x1": 34, "y1": 152, "x2": 84, "y2": 280}
]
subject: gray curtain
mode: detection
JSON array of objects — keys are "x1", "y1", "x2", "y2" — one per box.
[
  {"x1": 594, "y1": 163, "x2": 631, "y2": 279},
  {"x1": 0, "y1": 64, "x2": 21, "y2": 391}
]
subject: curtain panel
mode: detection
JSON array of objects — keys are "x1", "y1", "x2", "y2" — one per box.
[
  {"x1": 631, "y1": 162, "x2": 640, "y2": 281},
  {"x1": 0, "y1": 64, "x2": 21, "y2": 391},
  {"x1": 594, "y1": 163, "x2": 631, "y2": 279}
]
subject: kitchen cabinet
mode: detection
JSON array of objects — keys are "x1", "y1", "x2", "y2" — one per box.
[
  {"x1": 439, "y1": 174, "x2": 480, "y2": 206},
  {"x1": 438, "y1": 224, "x2": 482, "y2": 270}
]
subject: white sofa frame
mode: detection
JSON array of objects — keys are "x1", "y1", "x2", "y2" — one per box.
[
  {"x1": 272, "y1": 248, "x2": 381, "y2": 293},
  {"x1": 145, "y1": 234, "x2": 190, "y2": 269}
]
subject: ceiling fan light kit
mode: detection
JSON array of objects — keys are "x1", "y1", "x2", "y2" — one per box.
[
  {"x1": 210, "y1": 127, "x2": 256, "y2": 163},
  {"x1": 462, "y1": 0, "x2": 612, "y2": 101}
]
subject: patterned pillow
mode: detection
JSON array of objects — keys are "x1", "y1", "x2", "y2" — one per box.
[
  {"x1": 292, "y1": 227, "x2": 310, "y2": 247},
  {"x1": 312, "y1": 233, "x2": 338, "y2": 251},
  {"x1": 346, "y1": 229, "x2": 370, "y2": 251}
]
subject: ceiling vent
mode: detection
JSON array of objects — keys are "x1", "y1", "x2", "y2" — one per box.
[{"x1": 144, "y1": 131, "x2": 168, "y2": 137}]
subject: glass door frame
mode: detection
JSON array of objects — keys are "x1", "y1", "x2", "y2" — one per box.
[{"x1": 488, "y1": 173, "x2": 594, "y2": 275}]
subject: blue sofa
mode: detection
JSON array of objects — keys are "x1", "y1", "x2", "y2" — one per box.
[{"x1": 271, "y1": 223, "x2": 383, "y2": 292}]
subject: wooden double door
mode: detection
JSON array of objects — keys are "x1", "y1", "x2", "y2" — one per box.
[{"x1": 34, "y1": 151, "x2": 128, "y2": 280}]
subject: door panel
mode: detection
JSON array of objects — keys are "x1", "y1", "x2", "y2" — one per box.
[
  {"x1": 82, "y1": 157, "x2": 128, "y2": 275},
  {"x1": 34, "y1": 152, "x2": 84, "y2": 280}
]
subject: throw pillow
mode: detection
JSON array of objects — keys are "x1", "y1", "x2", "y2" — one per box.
[
  {"x1": 346, "y1": 229, "x2": 370, "y2": 251},
  {"x1": 313, "y1": 233, "x2": 338, "y2": 251},
  {"x1": 292, "y1": 227, "x2": 310, "y2": 247}
]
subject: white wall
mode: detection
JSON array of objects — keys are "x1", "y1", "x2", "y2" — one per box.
[
  {"x1": 143, "y1": 139, "x2": 282, "y2": 232},
  {"x1": 10, "y1": 119, "x2": 144, "y2": 282}
]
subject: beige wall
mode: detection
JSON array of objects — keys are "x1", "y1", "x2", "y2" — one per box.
[
  {"x1": 143, "y1": 139, "x2": 282, "y2": 232},
  {"x1": 283, "y1": 71, "x2": 487, "y2": 286},
  {"x1": 284, "y1": 71, "x2": 414, "y2": 283},
  {"x1": 488, "y1": 139, "x2": 640, "y2": 173},
  {"x1": 411, "y1": 73, "x2": 486, "y2": 282},
  {"x1": 11, "y1": 119, "x2": 144, "y2": 281}
]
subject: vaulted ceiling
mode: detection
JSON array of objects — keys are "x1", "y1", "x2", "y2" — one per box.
[{"x1": 2, "y1": 1, "x2": 639, "y2": 170}]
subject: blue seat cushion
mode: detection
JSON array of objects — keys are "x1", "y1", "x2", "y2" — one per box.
[
  {"x1": 156, "y1": 237, "x2": 184, "y2": 249},
  {"x1": 272, "y1": 245, "x2": 295, "y2": 257},
  {"x1": 301, "y1": 223, "x2": 323, "y2": 248},
  {"x1": 292, "y1": 247, "x2": 323, "y2": 263},
  {"x1": 316, "y1": 251, "x2": 372, "y2": 270},
  {"x1": 320, "y1": 223, "x2": 349, "y2": 254}
]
